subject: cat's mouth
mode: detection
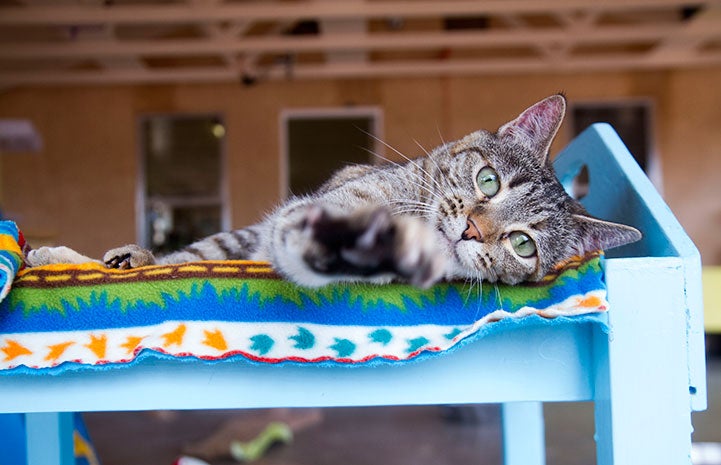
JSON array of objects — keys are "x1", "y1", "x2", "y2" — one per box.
[
  {"x1": 454, "y1": 240, "x2": 481, "y2": 269},
  {"x1": 443, "y1": 235, "x2": 490, "y2": 280},
  {"x1": 436, "y1": 222, "x2": 472, "y2": 265}
]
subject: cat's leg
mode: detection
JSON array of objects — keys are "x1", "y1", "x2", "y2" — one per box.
[
  {"x1": 103, "y1": 226, "x2": 263, "y2": 269},
  {"x1": 270, "y1": 203, "x2": 447, "y2": 288},
  {"x1": 25, "y1": 246, "x2": 101, "y2": 266}
]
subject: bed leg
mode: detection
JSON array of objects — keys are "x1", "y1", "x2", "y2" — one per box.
[
  {"x1": 593, "y1": 262, "x2": 695, "y2": 465},
  {"x1": 502, "y1": 401, "x2": 546, "y2": 465},
  {"x1": 25, "y1": 412, "x2": 74, "y2": 465}
]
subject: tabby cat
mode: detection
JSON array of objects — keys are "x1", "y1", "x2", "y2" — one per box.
[{"x1": 27, "y1": 94, "x2": 641, "y2": 287}]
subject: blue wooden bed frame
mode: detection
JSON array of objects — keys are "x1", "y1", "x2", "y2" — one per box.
[{"x1": 0, "y1": 124, "x2": 706, "y2": 465}]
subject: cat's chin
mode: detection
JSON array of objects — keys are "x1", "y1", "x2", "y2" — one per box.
[
  {"x1": 452, "y1": 241, "x2": 483, "y2": 271},
  {"x1": 433, "y1": 235, "x2": 473, "y2": 279}
]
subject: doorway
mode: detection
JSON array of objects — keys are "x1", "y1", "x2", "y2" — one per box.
[{"x1": 280, "y1": 107, "x2": 383, "y2": 198}]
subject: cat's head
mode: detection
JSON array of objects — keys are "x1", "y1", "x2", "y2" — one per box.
[{"x1": 429, "y1": 94, "x2": 642, "y2": 284}]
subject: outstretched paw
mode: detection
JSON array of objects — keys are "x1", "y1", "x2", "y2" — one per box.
[
  {"x1": 302, "y1": 206, "x2": 446, "y2": 288},
  {"x1": 103, "y1": 245, "x2": 155, "y2": 269}
]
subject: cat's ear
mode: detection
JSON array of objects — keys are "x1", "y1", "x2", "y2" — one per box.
[
  {"x1": 497, "y1": 94, "x2": 567, "y2": 163},
  {"x1": 573, "y1": 214, "x2": 642, "y2": 252}
]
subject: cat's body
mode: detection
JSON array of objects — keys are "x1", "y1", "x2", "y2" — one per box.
[{"x1": 27, "y1": 94, "x2": 641, "y2": 287}]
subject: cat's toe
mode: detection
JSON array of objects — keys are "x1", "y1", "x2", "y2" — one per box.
[
  {"x1": 103, "y1": 245, "x2": 155, "y2": 269},
  {"x1": 407, "y1": 253, "x2": 446, "y2": 288},
  {"x1": 292, "y1": 205, "x2": 445, "y2": 287},
  {"x1": 104, "y1": 252, "x2": 132, "y2": 269},
  {"x1": 338, "y1": 208, "x2": 395, "y2": 269},
  {"x1": 394, "y1": 217, "x2": 447, "y2": 288},
  {"x1": 296, "y1": 205, "x2": 395, "y2": 276},
  {"x1": 25, "y1": 247, "x2": 58, "y2": 267}
]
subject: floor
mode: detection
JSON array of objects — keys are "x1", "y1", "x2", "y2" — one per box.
[{"x1": 83, "y1": 340, "x2": 721, "y2": 465}]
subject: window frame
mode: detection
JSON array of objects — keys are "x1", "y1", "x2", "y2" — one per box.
[
  {"x1": 278, "y1": 106, "x2": 384, "y2": 199},
  {"x1": 135, "y1": 112, "x2": 231, "y2": 248}
]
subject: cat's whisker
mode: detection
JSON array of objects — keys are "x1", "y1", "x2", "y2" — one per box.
[
  {"x1": 389, "y1": 139, "x2": 446, "y2": 192},
  {"x1": 386, "y1": 198, "x2": 436, "y2": 210},
  {"x1": 362, "y1": 131, "x2": 445, "y2": 193},
  {"x1": 387, "y1": 204, "x2": 436, "y2": 213},
  {"x1": 390, "y1": 209, "x2": 436, "y2": 218},
  {"x1": 424, "y1": 129, "x2": 464, "y2": 197},
  {"x1": 412, "y1": 138, "x2": 432, "y2": 158},
  {"x1": 436, "y1": 126, "x2": 450, "y2": 152},
  {"x1": 436, "y1": 127, "x2": 459, "y2": 168},
  {"x1": 462, "y1": 276, "x2": 475, "y2": 307},
  {"x1": 383, "y1": 198, "x2": 436, "y2": 212},
  {"x1": 412, "y1": 138, "x2": 454, "y2": 192},
  {"x1": 387, "y1": 196, "x2": 434, "y2": 205},
  {"x1": 470, "y1": 273, "x2": 484, "y2": 322},
  {"x1": 460, "y1": 269, "x2": 483, "y2": 311},
  {"x1": 386, "y1": 204, "x2": 436, "y2": 214},
  {"x1": 362, "y1": 148, "x2": 443, "y2": 202},
  {"x1": 385, "y1": 141, "x2": 445, "y2": 193},
  {"x1": 401, "y1": 178, "x2": 444, "y2": 203},
  {"x1": 364, "y1": 153, "x2": 439, "y2": 198},
  {"x1": 477, "y1": 275, "x2": 484, "y2": 320},
  {"x1": 493, "y1": 283, "x2": 503, "y2": 312}
]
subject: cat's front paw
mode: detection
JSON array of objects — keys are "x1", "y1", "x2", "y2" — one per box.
[
  {"x1": 25, "y1": 246, "x2": 97, "y2": 267},
  {"x1": 103, "y1": 245, "x2": 155, "y2": 269},
  {"x1": 303, "y1": 206, "x2": 446, "y2": 288}
]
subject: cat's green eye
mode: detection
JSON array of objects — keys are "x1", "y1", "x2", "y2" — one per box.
[
  {"x1": 476, "y1": 167, "x2": 500, "y2": 197},
  {"x1": 509, "y1": 231, "x2": 537, "y2": 258}
]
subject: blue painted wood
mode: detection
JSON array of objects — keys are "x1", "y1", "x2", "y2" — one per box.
[
  {"x1": 0, "y1": 414, "x2": 27, "y2": 464},
  {"x1": 0, "y1": 322, "x2": 596, "y2": 413},
  {"x1": 555, "y1": 123, "x2": 706, "y2": 411},
  {"x1": 25, "y1": 412, "x2": 74, "y2": 465},
  {"x1": 596, "y1": 259, "x2": 694, "y2": 464},
  {"x1": 554, "y1": 123, "x2": 705, "y2": 464},
  {"x1": 502, "y1": 402, "x2": 545, "y2": 465}
]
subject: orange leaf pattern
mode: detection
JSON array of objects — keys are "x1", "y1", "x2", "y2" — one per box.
[
  {"x1": 46, "y1": 341, "x2": 74, "y2": 361},
  {"x1": 2, "y1": 339, "x2": 32, "y2": 361}
]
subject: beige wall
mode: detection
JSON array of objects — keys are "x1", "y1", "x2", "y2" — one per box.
[{"x1": 1, "y1": 69, "x2": 720, "y2": 263}]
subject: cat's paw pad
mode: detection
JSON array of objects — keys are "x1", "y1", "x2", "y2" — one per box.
[
  {"x1": 303, "y1": 206, "x2": 446, "y2": 288},
  {"x1": 103, "y1": 245, "x2": 155, "y2": 269},
  {"x1": 332, "y1": 207, "x2": 396, "y2": 270}
]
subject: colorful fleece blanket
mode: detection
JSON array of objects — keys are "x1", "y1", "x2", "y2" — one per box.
[{"x1": 0, "y1": 221, "x2": 608, "y2": 373}]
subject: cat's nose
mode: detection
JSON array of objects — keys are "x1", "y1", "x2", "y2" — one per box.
[{"x1": 462, "y1": 218, "x2": 483, "y2": 242}]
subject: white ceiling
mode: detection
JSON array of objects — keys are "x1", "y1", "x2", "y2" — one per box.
[{"x1": 1, "y1": 0, "x2": 720, "y2": 86}]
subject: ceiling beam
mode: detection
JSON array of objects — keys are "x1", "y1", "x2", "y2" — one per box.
[
  {"x1": 0, "y1": 0, "x2": 713, "y2": 26},
  {"x1": 279, "y1": 52, "x2": 721, "y2": 79},
  {"x1": 2, "y1": 51, "x2": 720, "y2": 87},
  {"x1": 647, "y1": 4, "x2": 721, "y2": 63},
  {"x1": 3, "y1": 23, "x2": 718, "y2": 61},
  {"x1": 76, "y1": 24, "x2": 147, "y2": 72},
  {"x1": 320, "y1": 19, "x2": 368, "y2": 65}
]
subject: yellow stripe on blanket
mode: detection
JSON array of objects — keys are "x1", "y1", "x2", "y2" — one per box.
[
  {"x1": 0, "y1": 235, "x2": 23, "y2": 257},
  {"x1": 14, "y1": 260, "x2": 281, "y2": 288}
]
